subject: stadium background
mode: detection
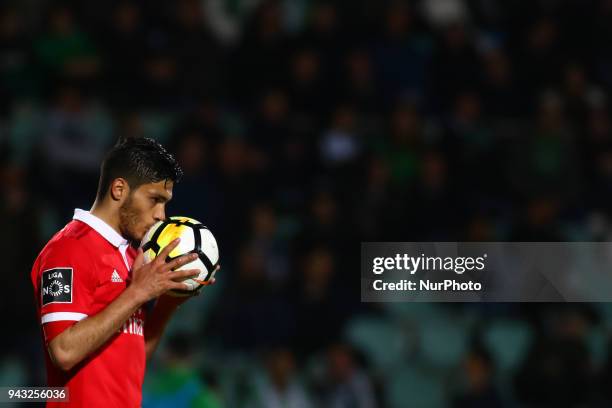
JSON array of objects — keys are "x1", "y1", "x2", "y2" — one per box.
[{"x1": 3, "y1": 0, "x2": 612, "y2": 406}]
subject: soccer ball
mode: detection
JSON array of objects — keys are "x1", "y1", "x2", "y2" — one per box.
[{"x1": 140, "y1": 216, "x2": 219, "y2": 297}]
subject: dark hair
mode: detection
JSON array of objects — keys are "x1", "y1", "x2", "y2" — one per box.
[{"x1": 96, "y1": 137, "x2": 183, "y2": 200}]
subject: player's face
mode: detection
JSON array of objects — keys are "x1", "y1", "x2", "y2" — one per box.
[{"x1": 119, "y1": 180, "x2": 174, "y2": 242}]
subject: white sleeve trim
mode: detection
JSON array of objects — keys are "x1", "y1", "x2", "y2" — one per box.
[{"x1": 41, "y1": 312, "x2": 88, "y2": 324}]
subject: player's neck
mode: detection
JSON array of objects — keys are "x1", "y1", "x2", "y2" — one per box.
[{"x1": 90, "y1": 201, "x2": 122, "y2": 236}]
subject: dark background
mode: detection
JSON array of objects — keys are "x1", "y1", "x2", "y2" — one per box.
[{"x1": 2, "y1": 0, "x2": 612, "y2": 406}]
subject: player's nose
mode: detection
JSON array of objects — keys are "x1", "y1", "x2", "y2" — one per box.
[{"x1": 153, "y1": 206, "x2": 165, "y2": 222}]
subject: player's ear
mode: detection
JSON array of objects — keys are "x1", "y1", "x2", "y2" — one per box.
[{"x1": 109, "y1": 178, "x2": 130, "y2": 202}]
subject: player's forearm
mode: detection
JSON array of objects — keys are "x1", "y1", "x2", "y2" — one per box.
[
  {"x1": 48, "y1": 286, "x2": 146, "y2": 371},
  {"x1": 144, "y1": 295, "x2": 184, "y2": 359}
]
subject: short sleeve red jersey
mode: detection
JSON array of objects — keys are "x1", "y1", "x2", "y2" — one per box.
[{"x1": 31, "y1": 209, "x2": 145, "y2": 408}]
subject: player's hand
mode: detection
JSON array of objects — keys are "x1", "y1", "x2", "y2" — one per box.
[
  {"x1": 128, "y1": 238, "x2": 200, "y2": 304},
  {"x1": 157, "y1": 264, "x2": 220, "y2": 308}
]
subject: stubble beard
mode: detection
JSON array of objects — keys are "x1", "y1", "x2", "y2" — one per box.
[{"x1": 119, "y1": 194, "x2": 142, "y2": 243}]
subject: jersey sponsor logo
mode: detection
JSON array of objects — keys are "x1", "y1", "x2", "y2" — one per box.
[
  {"x1": 41, "y1": 268, "x2": 73, "y2": 306},
  {"x1": 121, "y1": 308, "x2": 144, "y2": 336},
  {"x1": 111, "y1": 269, "x2": 123, "y2": 283}
]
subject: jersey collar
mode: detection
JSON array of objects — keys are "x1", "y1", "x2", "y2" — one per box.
[{"x1": 73, "y1": 209, "x2": 129, "y2": 248}]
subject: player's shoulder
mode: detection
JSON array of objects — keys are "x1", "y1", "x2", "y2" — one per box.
[
  {"x1": 38, "y1": 220, "x2": 98, "y2": 262},
  {"x1": 31, "y1": 220, "x2": 101, "y2": 285}
]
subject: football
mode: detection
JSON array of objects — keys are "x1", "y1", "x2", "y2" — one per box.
[{"x1": 140, "y1": 216, "x2": 219, "y2": 296}]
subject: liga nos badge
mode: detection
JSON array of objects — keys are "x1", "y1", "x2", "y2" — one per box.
[{"x1": 41, "y1": 268, "x2": 73, "y2": 305}]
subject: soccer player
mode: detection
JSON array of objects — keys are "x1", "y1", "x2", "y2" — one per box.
[{"x1": 30, "y1": 137, "x2": 212, "y2": 407}]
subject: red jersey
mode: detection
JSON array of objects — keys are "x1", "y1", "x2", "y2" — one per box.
[{"x1": 31, "y1": 209, "x2": 145, "y2": 407}]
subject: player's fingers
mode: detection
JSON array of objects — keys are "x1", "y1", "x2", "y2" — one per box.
[
  {"x1": 156, "y1": 238, "x2": 181, "y2": 265},
  {"x1": 164, "y1": 252, "x2": 198, "y2": 271},
  {"x1": 132, "y1": 248, "x2": 145, "y2": 270},
  {"x1": 168, "y1": 268, "x2": 199, "y2": 282},
  {"x1": 168, "y1": 281, "x2": 194, "y2": 291}
]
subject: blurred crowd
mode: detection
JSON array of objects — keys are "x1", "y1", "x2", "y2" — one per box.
[{"x1": 4, "y1": 0, "x2": 612, "y2": 406}]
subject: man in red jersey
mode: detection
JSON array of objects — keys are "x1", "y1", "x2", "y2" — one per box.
[{"x1": 31, "y1": 137, "x2": 212, "y2": 407}]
